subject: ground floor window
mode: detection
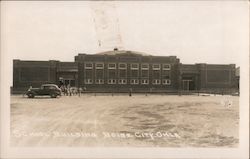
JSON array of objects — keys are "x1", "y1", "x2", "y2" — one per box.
[
  {"x1": 182, "y1": 79, "x2": 195, "y2": 90},
  {"x1": 108, "y1": 79, "x2": 116, "y2": 84},
  {"x1": 130, "y1": 79, "x2": 139, "y2": 84},
  {"x1": 162, "y1": 79, "x2": 171, "y2": 85},
  {"x1": 141, "y1": 79, "x2": 149, "y2": 85},
  {"x1": 119, "y1": 79, "x2": 127, "y2": 84},
  {"x1": 152, "y1": 79, "x2": 161, "y2": 85},
  {"x1": 95, "y1": 79, "x2": 104, "y2": 84},
  {"x1": 85, "y1": 79, "x2": 93, "y2": 84}
]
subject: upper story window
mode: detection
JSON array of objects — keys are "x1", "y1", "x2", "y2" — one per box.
[
  {"x1": 95, "y1": 63, "x2": 104, "y2": 69},
  {"x1": 108, "y1": 63, "x2": 116, "y2": 69},
  {"x1": 163, "y1": 64, "x2": 171, "y2": 70},
  {"x1": 141, "y1": 64, "x2": 149, "y2": 70},
  {"x1": 153, "y1": 64, "x2": 161, "y2": 70},
  {"x1": 131, "y1": 63, "x2": 139, "y2": 70},
  {"x1": 85, "y1": 63, "x2": 93, "y2": 69},
  {"x1": 119, "y1": 63, "x2": 127, "y2": 69}
]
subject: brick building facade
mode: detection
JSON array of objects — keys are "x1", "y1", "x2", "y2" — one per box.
[{"x1": 12, "y1": 49, "x2": 238, "y2": 93}]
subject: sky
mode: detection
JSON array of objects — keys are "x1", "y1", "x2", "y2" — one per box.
[{"x1": 1, "y1": 1, "x2": 249, "y2": 67}]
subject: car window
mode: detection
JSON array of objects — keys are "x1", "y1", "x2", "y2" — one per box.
[
  {"x1": 43, "y1": 86, "x2": 50, "y2": 90},
  {"x1": 50, "y1": 86, "x2": 56, "y2": 89}
]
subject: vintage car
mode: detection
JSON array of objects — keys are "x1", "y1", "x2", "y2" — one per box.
[{"x1": 26, "y1": 84, "x2": 62, "y2": 98}]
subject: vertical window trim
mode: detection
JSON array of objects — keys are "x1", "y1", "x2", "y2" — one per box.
[{"x1": 95, "y1": 66, "x2": 104, "y2": 82}]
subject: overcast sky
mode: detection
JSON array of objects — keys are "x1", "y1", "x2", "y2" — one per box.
[{"x1": 1, "y1": 1, "x2": 249, "y2": 67}]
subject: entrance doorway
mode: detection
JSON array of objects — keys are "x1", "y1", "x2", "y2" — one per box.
[
  {"x1": 59, "y1": 77, "x2": 76, "y2": 87},
  {"x1": 182, "y1": 80, "x2": 195, "y2": 91},
  {"x1": 64, "y1": 79, "x2": 75, "y2": 86}
]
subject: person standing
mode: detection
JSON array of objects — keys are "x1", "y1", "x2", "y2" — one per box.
[
  {"x1": 129, "y1": 88, "x2": 132, "y2": 97},
  {"x1": 66, "y1": 84, "x2": 70, "y2": 96},
  {"x1": 78, "y1": 87, "x2": 83, "y2": 97}
]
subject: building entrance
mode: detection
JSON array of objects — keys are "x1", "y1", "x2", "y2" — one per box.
[
  {"x1": 182, "y1": 80, "x2": 195, "y2": 90},
  {"x1": 59, "y1": 77, "x2": 76, "y2": 87},
  {"x1": 182, "y1": 74, "x2": 197, "y2": 91}
]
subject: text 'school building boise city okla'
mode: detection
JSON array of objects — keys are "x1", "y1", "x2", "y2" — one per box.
[{"x1": 12, "y1": 48, "x2": 240, "y2": 94}]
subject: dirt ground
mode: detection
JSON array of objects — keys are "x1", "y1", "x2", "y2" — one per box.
[{"x1": 10, "y1": 94, "x2": 239, "y2": 147}]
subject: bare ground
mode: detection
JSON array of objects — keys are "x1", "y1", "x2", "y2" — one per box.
[{"x1": 10, "y1": 94, "x2": 239, "y2": 147}]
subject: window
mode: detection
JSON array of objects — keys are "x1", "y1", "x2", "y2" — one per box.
[
  {"x1": 85, "y1": 69, "x2": 93, "y2": 79},
  {"x1": 96, "y1": 69, "x2": 104, "y2": 79},
  {"x1": 119, "y1": 69, "x2": 127, "y2": 78},
  {"x1": 49, "y1": 86, "x2": 56, "y2": 90},
  {"x1": 85, "y1": 79, "x2": 93, "y2": 84},
  {"x1": 131, "y1": 63, "x2": 139, "y2": 70},
  {"x1": 162, "y1": 75, "x2": 170, "y2": 79},
  {"x1": 141, "y1": 64, "x2": 149, "y2": 70},
  {"x1": 141, "y1": 79, "x2": 149, "y2": 85},
  {"x1": 96, "y1": 63, "x2": 104, "y2": 69},
  {"x1": 153, "y1": 70, "x2": 161, "y2": 79},
  {"x1": 153, "y1": 64, "x2": 161, "y2": 70},
  {"x1": 130, "y1": 79, "x2": 139, "y2": 84},
  {"x1": 108, "y1": 79, "x2": 116, "y2": 84},
  {"x1": 141, "y1": 70, "x2": 149, "y2": 78},
  {"x1": 162, "y1": 79, "x2": 171, "y2": 85},
  {"x1": 162, "y1": 70, "x2": 170, "y2": 79},
  {"x1": 118, "y1": 79, "x2": 127, "y2": 84},
  {"x1": 95, "y1": 79, "x2": 104, "y2": 84},
  {"x1": 85, "y1": 63, "x2": 93, "y2": 69},
  {"x1": 163, "y1": 64, "x2": 171, "y2": 70},
  {"x1": 152, "y1": 79, "x2": 161, "y2": 85},
  {"x1": 43, "y1": 86, "x2": 51, "y2": 90},
  {"x1": 108, "y1": 69, "x2": 116, "y2": 79},
  {"x1": 131, "y1": 70, "x2": 139, "y2": 77},
  {"x1": 119, "y1": 63, "x2": 127, "y2": 69},
  {"x1": 108, "y1": 63, "x2": 116, "y2": 69}
]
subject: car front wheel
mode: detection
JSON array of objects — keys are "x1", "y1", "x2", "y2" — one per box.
[{"x1": 50, "y1": 93, "x2": 57, "y2": 98}]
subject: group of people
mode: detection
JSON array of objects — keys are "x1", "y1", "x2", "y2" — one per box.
[{"x1": 60, "y1": 84, "x2": 86, "y2": 96}]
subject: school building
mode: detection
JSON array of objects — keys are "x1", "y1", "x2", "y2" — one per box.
[{"x1": 12, "y1": 49, "x2": 239, "y2": 93}]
